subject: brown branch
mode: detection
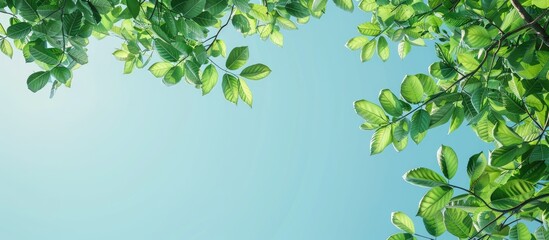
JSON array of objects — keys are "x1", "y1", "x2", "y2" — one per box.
[{"x1": 510, "y1": 0, "x2": 549, "y2": 46}]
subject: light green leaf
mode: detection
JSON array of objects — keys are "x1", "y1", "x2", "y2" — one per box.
[
  {"x1": 184, "y1": 61, "x2": 201, "y2": 85},
  {"x1": 379, "y1": 89, "x2": 403, "y2": 116},
  {"x1": 0, "y1": 39, "x2": 13, "y2": 58},
  {"x1": 493, "y1": 121, "x2": 523, "y2": 145},
  {"x1": 423, "y1": 211, "x2": 446, "y2": 237},
  {"x1": 448, "y1": 106, "x2": 464, "y2": 134},
  {"x1": 354, "y1": 99, "x2": 389, "y2": 124},
  {"x1": 403, "y1": 167, "x2": 448, "y2": 188},
  {"x1": 163, "y1": 66, "x2": 184, "y2": 86},
  {"x1": 27, "y1": 71, "x2": 51, "y2": 93},
  {"x1": 463, "y1": 25, "x2": 492, "y2": 49},
  {"x1": 149, "y1": 62, "x2": 174, "y2": 78},
  {"x1": 358, "y1": 22, "x2": 381, "y2": 36},
  {"x1": 361, "y1": 39, "x2": 376, "y2": 62},
  {"x1": 417, "y1": 186, "x2": 453, "y2": 217},
  {"x1": 509, "y1": 223, "x2": 532, "y2": 240},
  {"x1": 437, "y1": 145, "x2": 458, "y2": 180},
  {"x1": 222, "y1": 74, "x2": 240, "y2": 104},
  {"x1": 386, "y1": 233, "x2": 415, "y2": 240},
  {"x1": 401, "y1": 75, "x2": 424, "y2": 104},
  {"x1": 240, "y1": 64, "x2": 271, "y2": 80},
  {"x1": 443, "y1": 208, "x2": 473, "y2": 238},
  {"x1": 466, "y1": 152, "x2": 486, "y2": 182},
  {"x1": 226, "y1": 46, "x2": 249, "y2": 70},
  {"x1": 398, "y1": 40, "x2": 411, "y2": 59},
  {"x1": 201, "y1": 64, "x2": 218, "y2": 95},
  {"x1": 377, "y1": 36, "x2": 389, "y2": 61},
  {"x1": 238, "y1": 78, "x2": 253, "y2": 107},
  {"x1": 491, "y1": 179, "x2": 534, "y2": 209},
  {"x1": 346, "y1": 36, "x2": 369, "y2": 51},
  {"x1": 333, "y1": 0, "x2": 353, "y2": 12},
  {"x1": 370, "y1": 125, "x2": 392, "y2": 155},
  {"x1": 391, "y1": 212, "x2": 414, "y2": 234}
]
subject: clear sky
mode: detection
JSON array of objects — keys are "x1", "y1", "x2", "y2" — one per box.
[{"x1": 0, "y1": 5, "x2": 491, "y2": 240}]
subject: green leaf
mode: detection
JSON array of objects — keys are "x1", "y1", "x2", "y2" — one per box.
[
  {"x1": 410, "y1": 109, "x2": 429, "y2": 144},
  {"x1": 27, "y1": 71, "x2": 51, "y2": 93},
  {"x1": 285, "y1": 2, "x2": 310, "y2": 18},
  {"x1": 403, "y1": 167, "x2": 448, "y2": 188},
  {"x1": 386, "y1": 233, "x2": 415, "y2": 240},
  {"x1": 401, "y1": 75, "x2": 424, "y2": 104},
  {"x1": 443, "y1": 208, "x2": 473, "y2": 238},
  {"x1": 240, "y1": 64, "x2": 271, "y2": 80},
  {"x1": 448, "y1": 106, "x2": 464, "y2": 134},
  {"x1": 493, "y1": 121, "x2": 523, "y2": 145},
  {"x1": 238, "y1": 78, "x2": 253, "y2": 107},
  {"x1": 361, "y1": 40, "x2": 376, "y2": 62},
  {"x1": 6, "y1": 22, "x2": 31, "y2": 39},
  {"x1": 68, "y1": 47, "x2": 88, "y2": 64},
  {"x1": 394, "y1": 4, "x2": 414, "y2": 22},
  {"x1": 222, "y1": 74, "x2": 240, "y2": 104},
  {"x1": 509, "y1": 222, "x2": 532, "y2": 240},
  {"x1": 429, "y1": 104, "x2": 454, "y2": 128},
  {"x1": 126, "y1": 0, "x2": 141, "y2": 18},
  {"x1": 417, "y1": 186, "x2": 453, "y2": 217},
  {"x1": 463, "y1": 25, "x2": 492, "y2": 49},
  {"x1": 533, "y1": 0, "x2": 549, "y2": 8},
  {"x1": 377, "y1": 36, "x2": 389, "y2": 61},
  {"x1": 535, "y1": 226, "x2": 549, "y2": 240},
  {"x1": 333, "y1": 0, "x2": 353, "y2": 12},
  {"x1": 354, "y1": 99, "x2": 389, "y2": 124},
  {"x1": 490, "y1": 143, "x2": 532, "y2": 167},
  {"x1": 467, "y1": 152, "x2": 486, "y2": 182},
  {"x1": 51, "y1": 66, "x2": 71, "y2": 84},
  {"x1": 391, "y1": 212, "x2": 414, "y2": 234},
  {"x1": 232, "y1": 14, "x2": 250, "y2": 33},
  {"x1": 423, "y1": 211, "x2": 446, "y2": 237},
  {"x1": 0, "y1": 39, "x2": 13, "y2": 58},
  {"x1": 358, "y1": 22, "x2": 381, "y2": 36},
  {"x1": 184, "y1": 61, "x2": 201, "y2": 84},
  {"x1": 226, "y1": 46, "x2": 249, "y2": 70},
  {"x1": 155, "y1": 39, "x2": 181, "y2": 62},
  {"x1": 172, "y1": 0, "x2": 206, "y2": 18},
  {"x1": 163, "y1": 66, "x2": 184, "y2": 86},
  {"x1": 379, "y1": 89, "x2": 403, "y2": 116},
  {"x1": 530, "y1": 145, "x2": 549, "y2": 162},
  {"x1": 29, "y1": 46, "x2": 63, "y2": 65},
  {"x1": 346, "y1": 36, "x2": 369, "y2": 51},
  {"x1": 63, "y1": 11, "x2": 83, "y2": 36},
  {"x1": 201, "y1": 64, "x2": 218, "y2": 95},
  {"x1": 205, "y1": 0, "x2": 228, "y2": 15},
  {"x1": 149, "y1": 62, "x2": 174, "y2": 78},
  {"x1": 437, "y1": 145, "x2": 458, "y2": 179},
  {"x1": 370, "y1": 125, "x2": 392, "y2": 155},
  {"x1": 491, "y1": 179, "x2": 534, "y2": 209}
]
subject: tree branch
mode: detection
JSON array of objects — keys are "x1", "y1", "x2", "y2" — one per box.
[{"x1": 510, "y1": 0, "x2": 549, "y2": 46}]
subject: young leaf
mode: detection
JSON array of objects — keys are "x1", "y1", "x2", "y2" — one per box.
[
  {"x1": 410, "y1": 109, "x2": 430, "y2": 144},
  {"x1": 370, "y1": 125, "x2": 392, "y2": 155},
  {"x1": 360, "y1": 40, "x2": 376, "y2": 62},
  {"x1": 378, "y1": 89, "x2": 403, "y2": 117},
  {"x1": 333, "y1": 0, "x2": 353, "y2": 12},
  {"x1": 345, "y1": 36, "x2": 368, "y2": 51},
  {"x1": 509, "y1": 223, "x2": 531, "y2": 240},
  {"x1": 354, "y1": 99, "x2": 389, "y2": 124},
  {"x1": 403, "y1": 167, "x2": 448, "y2": 188},
  {"x1": 443, "y1": 208, "x2": 473, "y2": 238},
  {"x1": 398, "y1": 40, "x2": 411, "y2": 59},
  {"x1": 377, "y1": 36, "x2": 389, "y2": 61},
  {"x1": 423, "y1": 211, "x2": 446, "y2": 237},
  {"x1": 222, "y1": 74, "x2": 240, "y2": 104},
  {"x1": 463, "y1": 25, "x2": 491, "y2": 49},
  {"x1": 149, "y1": 62, "x2": 174, "y2": 78},
  {"x1": 238, "y1": 78, "x2": 253, "y2": 107},
  {"x1": 240, "y1": 64, "x2": 271, "y2": 80},
  {"x1": 437, "y1": 145, "x2": 458, "y2": 179},
  {"x1": 163, "y1": 66, "x2": 184, "y2": 86},
  {"x1": 391, "y1": 212, "x2": 415, "y2": 234},
  {"x1": 400, "y1": 75, "x2": 424, "y2": 104},
  {"x1": 201, "y1": 64, "x2": 218, "y2": 95},
  {"x1": 226, "y1": 46, "x2": 249, "y2": 70},
  {"x1": 417, "y1": 186, "x2": 453, "y2": 217}
]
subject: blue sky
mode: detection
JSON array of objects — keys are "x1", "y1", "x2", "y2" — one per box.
[{"x1": 0, "y1": 5, "x2": 491, "y2": 240}]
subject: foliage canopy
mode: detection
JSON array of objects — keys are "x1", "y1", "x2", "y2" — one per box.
[{"x1": 3, "y1": 0, "x2": 549, "y2": 239}]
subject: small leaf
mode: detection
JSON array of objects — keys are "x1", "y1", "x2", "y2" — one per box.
[
  {"x1": 444, "y1": 208, "x2": 473, "y2": 238},
  {"x1": 398, "y1": 40, "x2": 411, "y2": 59},
  {"x1": 201, "y1": 64, "x2": 218, "y2": 95},
  {"x1": 403, "y1": 168, "x2": 448, "y2": 188},
  {"x1": 171, "y1": 0, "x2": 206, "y2": 18},
  {"x1": 377, "y1": 36, "x2": 389, "y2": 61},
  {"x1": 391, "y1": 212, "x2": 415, "y2": 234},
  {"x1": 222, "y1": 74, "x2": 240, "y2": 104},
  {"x1": 354, "y1": 99, "x2": 389, "y2": 124},
  {"x1": 509, "y1": 223, "x2": 532, "y2": 240},
  {"x1": 358, "y1": 22, "x2": 381, "y2": 36},
  {"x1": 493, "y1": 121, "x2": 523, "y2": 145},
  {"x1": 417, "y1": 186, "x2": 453, "y2": 217},
  {"x1": 148, "y1": 62, "x2": 173, "y2": 78},
  {"x1": 333, "y1": 0, "x2": 353, "y2": 12},
  {"x1": 490, "y1": 143, "x2": 532, "y2": 167},
  {"x1": 238, "y1": 78, "x2": 253, "y2": 107},
  {"x1": 346, "y1": 36, "x2": 368, "y2": 51},
  {"x1": 0, "y1": 39, "x2": 13, "y2": 58},
  {"x1": 410, "y1": 109, "x2": 429, "y2": 144},
  {"x1": 379, "y1": 89, "x2": 403, "y2": 116},
  {"x1": 51, "y1": 66, "x2": 71, "y2": 84},
  {"x1": 285, "y1": 2, "x2": 310, "y2": 18},
  {"x1": 126, "y1": 0, "x2": 141, "y2": 18},
  {"x1": 6, "y1": 22, "x2": 32, "y2": 39},
  {"x1": 401, "y1": 75, "x2": 424, "y2": 104},
  {"x1": 360, "y1": 40, "x2": 376, "y2": 62},
  {"x1": 437, "y1": 145, "x2": 458, "y2": 179},
  {"x1": 240, "y1": 64, "x2": 271, "y2": 80},
  {"x1": 423, "y1": 211, "x2": 446, "y2": 237},
  {"x1": 370, "y1": 125, "x2": 392, "y2": 155},
  {"x1": 226, "y1": 46, "x2": 249, "y2": 70},
  {"x1": 463, "y1": 25, "x2": 491, "y2": 49},
  {"x1": 163, "y1": 66, "x2": 184, "y2": 86}
]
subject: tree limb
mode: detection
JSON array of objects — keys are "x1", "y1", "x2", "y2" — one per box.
[{"x1": 510, "y1": 0, "x2": 549, "y2": 46}]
